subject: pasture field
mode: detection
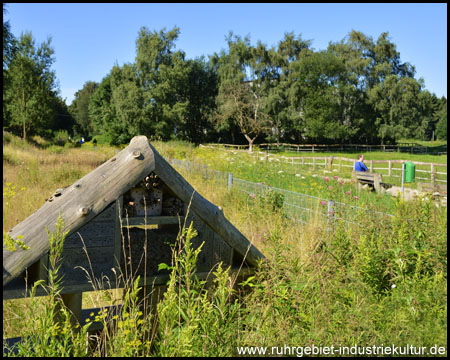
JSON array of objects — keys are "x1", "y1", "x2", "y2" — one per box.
[
  {"x1": 155, "y1": 141, "x2": 447, "y2": 214},
  {"x1": 3, "y1": 134, "x2": 447, "y2": 356}
]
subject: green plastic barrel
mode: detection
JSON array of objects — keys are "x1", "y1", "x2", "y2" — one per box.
[{"x1": 404, "y1": 161, "x2": 415, "y2": 182}]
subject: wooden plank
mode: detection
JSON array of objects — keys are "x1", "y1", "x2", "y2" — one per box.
[
  {"x1": 4, "y1": 136, "x2": 156, "y2": 286},
  {"x1": 59, "y1": 246, "x2": 116, "y2": 287},
  {"x1": 149, "y1": 143, "x2": 265, "y2": 268},
  {"x1": 63, "y1": 220, "x2": 115, "y2": 249},
  {"x1": 123, "y1": 216, "x2": 185, "y2": 227},
  {"x1": 113, "y1": 196, "x2": 123, "y2": 272}
]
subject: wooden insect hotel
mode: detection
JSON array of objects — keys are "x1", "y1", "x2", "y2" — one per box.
[{"x1": 3, "y1": 136, "x2": 264, "y2": 339}]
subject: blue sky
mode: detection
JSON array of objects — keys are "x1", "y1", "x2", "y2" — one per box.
[{"x1": 6, "y1": 3, "x2": 447, "y2": 105}]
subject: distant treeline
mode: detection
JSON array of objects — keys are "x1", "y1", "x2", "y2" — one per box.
[{"x1": 3, "y1": 5, "x2": 447, "y2": 147}]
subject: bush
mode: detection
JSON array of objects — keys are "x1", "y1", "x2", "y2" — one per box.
[
  {"x1": 94, "y1": 133, "x2": 114, "y2": 145},
  {"x1": 30, "y1": 135, "x2": 51, "y2": 148},
  {"x1": 53, "y1": 130, "x2": 70, "y2": 146},
  {"x1": 46, "y1": 145, "x2": 66, "y2": 154},
  {"x1": 258, "y1": 188, "x2": 285, "y2": 212}
]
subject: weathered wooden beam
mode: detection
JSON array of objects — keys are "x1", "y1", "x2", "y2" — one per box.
[
  {"x1": 3, "y1": 136, "x2": 155, "y2": 286},
  {"x1": 122, "y1": 216, "x2": 184, "y2": 227},
  {"x1": 148, "y1": 143, "x2": 265, "y2": 267}
]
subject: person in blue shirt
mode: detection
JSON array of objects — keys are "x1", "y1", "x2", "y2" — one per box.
[{"x1": 354, "y1": 154, "x2": 369, "y2": 172}]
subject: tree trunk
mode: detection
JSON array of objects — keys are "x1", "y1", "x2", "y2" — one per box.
[
  {"x1": 244, "y1": 134, "x2": 255, "y2": 153},
  {"x1": 22, "y1": 88, "x2": 26, "y2": 140}
]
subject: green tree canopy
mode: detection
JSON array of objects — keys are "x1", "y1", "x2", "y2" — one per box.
[
  {"x1": 69, "y1": 81, "x2": 98, "y2": 137},
  {"x1": 4, "y1": 31, "x2": 58, "y2": 139}
]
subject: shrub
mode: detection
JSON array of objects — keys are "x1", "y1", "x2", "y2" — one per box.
[
  {"x1": 258, "y1": 188, "x2": 285, "y2": 212},
  {"x1": 53, "y1": 130, "x2": 70, "y2": 146},
  {"x1": 46, "y1": 145, "x2": 66, "y2": 154}
]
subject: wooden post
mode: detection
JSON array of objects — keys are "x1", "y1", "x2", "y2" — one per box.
[
  {"x1": 312, "y1": 145, "x2": 315, "y2": 153},
  {"x1": 328, "y1": 156, "x2": 333, "y2": 170},
  {"x1": 370, "y1": 160, "x2": 373, "y2": 172},
  {"x1": 27, "y1": 253, "x2": 49, "y2": 284},
  {"x1": 313, "y1": 158, "x2": 315, "y2": 170},
  {"x1": 374, "y1": 173, "x2": 381, "y2": 193},
  {"x1": 137, "y1": 283, "x2": 167, "y2": 322},
  {"x1": 302, "y1": 157, "x2": 305, "y2": 166},
  {"x1": 431, "y1": 164, "x2": 435, "y2": 187},
  {"x1": 113, "y1": 196, "x2": 124, "y2": 272},
  {"x1": 60, "y1": 292, "x2": 83, "y2": 328},
  {"x1": 388, "y1": 160, "x2": 392, "y2": 177}
]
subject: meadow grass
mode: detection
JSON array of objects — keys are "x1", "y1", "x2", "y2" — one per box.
[{"x1": 3, "y1": 134, "x2": 447, "y2": 356}]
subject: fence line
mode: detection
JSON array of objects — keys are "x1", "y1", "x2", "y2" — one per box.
[
  {"x1": 201, "y1": 142, "x2": 447, "y2": 155},
  {"x1": 199, "y1": 145, "x2": 447, "y2": 185},
  {"x1": 171, "y1": 159, "x2": 394, "y2": 229}
]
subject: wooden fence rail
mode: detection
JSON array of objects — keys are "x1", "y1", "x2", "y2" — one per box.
[
  {"x1": 270, "y1": 155, "x2": 447, "y2": 184},
  {"x1": 200, "y1": 144, "x2": 447, "y2": 185},
  {"x1": 201, "y1": 142, "x2": 447, "y2": 155}
]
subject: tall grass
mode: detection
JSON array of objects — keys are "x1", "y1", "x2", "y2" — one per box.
[{"x1": 3, "y1": 135, "x2": 447, "y2": 356}]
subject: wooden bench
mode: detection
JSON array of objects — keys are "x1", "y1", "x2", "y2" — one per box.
[{"x1": 352, "y1": 171, "x2": 383, "y2": 193}]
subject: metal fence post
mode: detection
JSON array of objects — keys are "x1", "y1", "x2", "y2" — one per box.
[
  {"x1": 401, "y1": 162, "x2": 405, "y2": 198},
  {"x1": 327, "y1": 200, "x2": 335, "y2": 231},
  {"x1": 228, "y1": 172, "x2": 233, "y2": 190}
]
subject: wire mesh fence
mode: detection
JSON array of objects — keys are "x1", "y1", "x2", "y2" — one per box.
[{"x1": 170, "y1": 158, "x2": 394, "y2": 227}]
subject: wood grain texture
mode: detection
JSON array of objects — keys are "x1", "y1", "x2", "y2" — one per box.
[{"x1": 3, "y1": 136, "x2": 155, "y2": 286}]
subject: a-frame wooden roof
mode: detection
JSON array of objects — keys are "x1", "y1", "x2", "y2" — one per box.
[{"x1": 3, "y1": 136, "x2": 264, "y2": 286}]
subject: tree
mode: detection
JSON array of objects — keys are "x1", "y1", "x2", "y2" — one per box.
[
  {"x1": 89, "y1": 74, "x2": 118, "y2": 143},
  {"x1": 3, "y1": 4, "x2": 17, "y2": 127},
  {"x1": 288, "y1": 51, "x2": 359, "y2": 143},
  {"x1": 52, "y1": 96, "x2": 76, "y2": 135},
  {"x1": 435, "y1": 97, "x2": 447, "y2": 140},
  {"x1": 110, "y1": 63, "x2": 147, "y2": 143},
  {"x1": 69, "y1": 81, "x2": 98, "y2": 137},
  {"x1": 214, "y1": 33, "x2": 273, "y2": 152},
  {"x1": 175, "y1": 57, "x2": 218, "y2": 143},
  {"x1": 4, "y1": 31, "x2": 58, "y2": 139},
  {"x1": 136, "y1": 26, "x2": 190, "y2": 140},
  {"x1": 326, "y1": 30, "x2": 378, "y2": 143},
  {"x1": 367, "y1": 75, "x2": 425, "y2": 144},
  {"x1": 216, "y1": 81, "x2": 270, "y2": 152},
  {"x1": 266, "y1": 32, "x2": 312, "y2": 143},
  {"x1": 3, "y1": 4, "x2": 16, "y2": 71}
]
